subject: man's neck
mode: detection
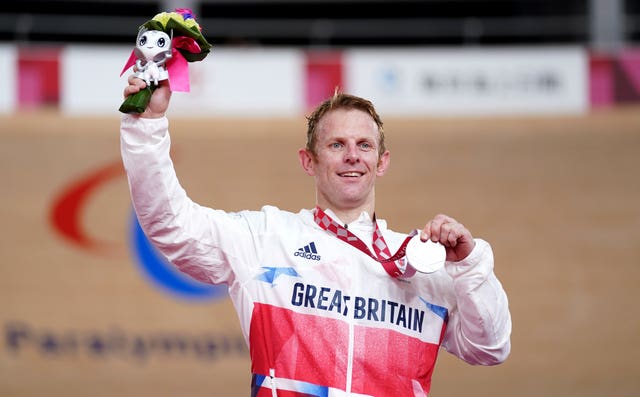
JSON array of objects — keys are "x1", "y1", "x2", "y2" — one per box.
[
  {"x1": 322, "y1": 207, "x2": 373, "y2": 226},
  {"x1": 316, "y1": 194, "x2": 376, "y2": 225}
]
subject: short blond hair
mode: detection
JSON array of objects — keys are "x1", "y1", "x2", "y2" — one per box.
[{"x1": 305, "y1": 90, "x2": 386, "y2": 158}]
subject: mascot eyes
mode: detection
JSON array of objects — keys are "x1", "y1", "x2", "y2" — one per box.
[{"x1": 137, "y1": 33, "x2": 167, "y2": 49}]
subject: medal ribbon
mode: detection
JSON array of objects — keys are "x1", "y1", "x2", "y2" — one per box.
[{"x1": 313, "y1": 206, "x2": 414, "y2": 278}]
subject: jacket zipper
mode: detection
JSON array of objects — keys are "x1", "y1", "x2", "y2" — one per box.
[{"x1": 346, "y1": 322, "x2": 355, "y2": 393}]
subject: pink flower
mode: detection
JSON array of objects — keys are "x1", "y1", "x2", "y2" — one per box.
[{"x1": 174, "y1": 8, "x2": 195, "y2": 20}]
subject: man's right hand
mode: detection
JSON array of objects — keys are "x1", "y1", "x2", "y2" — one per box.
[{"x1": 123, "y1": 75, "x2": 171, "y2": 119}]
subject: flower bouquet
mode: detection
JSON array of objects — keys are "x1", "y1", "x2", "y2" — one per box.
[{"x1": 119, "y1": 8, "x2": 212, "y2": 114}]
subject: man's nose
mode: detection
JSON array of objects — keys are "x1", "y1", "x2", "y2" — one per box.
[{"x1": 344, "y1": 143, "x2": 360, "y2": 163}]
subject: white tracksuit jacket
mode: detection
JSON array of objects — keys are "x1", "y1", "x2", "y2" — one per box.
[{"x1": 120, "y1": 115, "x2": 512, "y2": 397}]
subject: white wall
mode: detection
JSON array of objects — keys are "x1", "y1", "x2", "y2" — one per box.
[
  {"x1": 61, "y1": 46, "x2": 305, "y2": 117},
  {"x1": 61, "y1": 45, "x2": 131, "y2": 116},
  {"x1": 2, "y1": 44, "x2": 589, "y2": 117},
  {"x1": 169, "y1": 48, "x2": 305, "y2": 117},
  {"x1": 0, "y1": 45, "x2": 17, "y2": 114},
  {"x1": 345, "y1": 47, "x2": 588, "y2": 116}
]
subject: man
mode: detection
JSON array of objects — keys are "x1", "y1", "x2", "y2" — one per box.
[{"x1": 121, "y1": 77, "x2": 511, "y2": 397}]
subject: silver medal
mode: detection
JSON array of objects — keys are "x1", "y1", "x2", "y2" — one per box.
[{"x1": 405, "y1": 234, "x2": 446, "y2": 273}]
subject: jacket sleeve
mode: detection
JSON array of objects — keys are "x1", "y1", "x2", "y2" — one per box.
[
  {"x1": 441, "y1": 238, "x2": 512, "y2": 365},
  {"x1": 120, "y1": 114, "x2": 258, "y2": 286}
]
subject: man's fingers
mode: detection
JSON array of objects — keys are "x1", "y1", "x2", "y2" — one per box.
[
  {"x1": 127, "y1": 75, "x2": 145, "y2": 86},
  {"x1": 419, "y1": 214, "x2": 475, "y2": 261},
  {"x1": 123, "y1": 76, "x2": 147, "y2": 98},
  {"x1": 123, "y1": 85, "x2": 139, "y2": 98},
  {"x1": 424, "y1": 214, "x2": 455, "y2": 242},
  {"x1": 442, "y1": 222, "x2": 465, "y2": 247},
  {"x1": 421, "y1": 214, "x2": 466, "y2": 245},
  {"x1": 124, "y1": 75, "x2": 147, "y2": 98}
]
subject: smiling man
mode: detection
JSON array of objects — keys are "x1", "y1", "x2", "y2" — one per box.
[
  {"x1": 120, "y1": 77, "x2": 511, "y2": 397},
  {"x1": 299, "y1": 105, "x2": 390, "y2": 224}
]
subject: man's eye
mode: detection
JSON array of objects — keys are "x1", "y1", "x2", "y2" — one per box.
[
  {"x1": 359, "y1": 142, "x2": 372, "y2": 149},
  {"x1": 331, "y1": 142, "x2": 343, "y2": 149}
]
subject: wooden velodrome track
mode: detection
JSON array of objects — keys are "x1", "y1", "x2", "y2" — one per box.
[{"x1": 1, "y1": 105, "x2": 639, "y2": 396}]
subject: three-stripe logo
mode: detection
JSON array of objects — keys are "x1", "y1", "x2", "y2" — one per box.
[{"x1": 293, "y1": 241, "x2": 321, "y2": 261}]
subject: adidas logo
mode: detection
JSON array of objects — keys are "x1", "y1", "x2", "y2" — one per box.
[{"x1": 294, "y1": 242, "x2": 321, "y2": 261}]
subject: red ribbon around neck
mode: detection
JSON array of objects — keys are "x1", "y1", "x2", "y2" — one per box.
[{"x1": 313, "y1": 207, "x2": 414, "y2": 278}]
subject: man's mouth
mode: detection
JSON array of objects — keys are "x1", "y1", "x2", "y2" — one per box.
[{"x1": 338, "y1": 172, "x2": 363, "y2": 178}]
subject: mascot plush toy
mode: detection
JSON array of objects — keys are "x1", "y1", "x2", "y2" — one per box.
[{"x1": 119, "y1": 8, "x2": 211, "y2": 113}]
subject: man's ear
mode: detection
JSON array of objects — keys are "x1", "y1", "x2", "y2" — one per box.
[
  {"x1": 376, "y1": 150, "x2": 391, "y2": 176},
  {"x1": 298, "y1": 148, "x2": 316, "y2": 176}
]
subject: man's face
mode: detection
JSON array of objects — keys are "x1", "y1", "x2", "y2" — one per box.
[{"x1": 299, "y1": 108, "x2": 390, "y2": 213}]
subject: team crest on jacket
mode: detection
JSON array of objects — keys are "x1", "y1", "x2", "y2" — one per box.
[{"x1": 294, "y1": 241, "x2": 321, "y2": 261}]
